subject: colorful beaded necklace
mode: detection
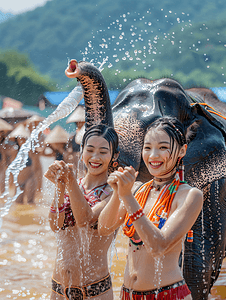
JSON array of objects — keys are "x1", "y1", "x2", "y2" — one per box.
[{"x1": 123, "y1": 171, "x2": 186, "y2": 245}]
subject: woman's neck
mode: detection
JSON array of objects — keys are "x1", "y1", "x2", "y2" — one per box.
[
  {"x1": 152, "y1": 170, "x2": 177, "y2": 191},
  {"x1": 82, "y1": 171, "x2": 108, "y2": 191}
]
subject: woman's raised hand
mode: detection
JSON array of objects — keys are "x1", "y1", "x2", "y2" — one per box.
[
  {"x1": 110, "y1": 166, "x2": 138, "y2": 198},
  {"x1": 107, "y1": 167, "x2": 124, "y2": 191},
  {"x1": 44, "y1": 160, "x2": 68, "y2": 184}
]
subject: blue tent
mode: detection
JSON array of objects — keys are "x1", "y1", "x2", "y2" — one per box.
[{"x1": 44, "y1": 90, "x2": 119, "y2": 106}]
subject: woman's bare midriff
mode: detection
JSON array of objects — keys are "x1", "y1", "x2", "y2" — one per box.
[
  {"x1": 124, "y1": 239, "x2": 184, "y2": 291},
  {"x1": 52, "y1": 225, "x2": 114, "y2": 287}
]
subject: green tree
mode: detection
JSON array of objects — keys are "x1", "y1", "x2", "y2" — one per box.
[{"x1": 0, "y1": 50, "x2": 55, "y2": 105}]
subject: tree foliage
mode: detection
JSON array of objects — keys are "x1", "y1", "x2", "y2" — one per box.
[
  {"x1": 0, "y1": 0, "x2": 226, "y2": 94},
  {"x1": 0, "y1": 50, "x2": 55, "y2": 105}
]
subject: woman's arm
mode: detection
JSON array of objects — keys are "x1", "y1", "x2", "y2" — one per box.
[
  {"x1": 66, "y1": 165, "x2": 117, "y2": 228},
  {"x1": 98, "y1": 170, "x2": 142, "y2": 236},
  {"x1": 45, "y1": 160, "x2": 117, "y2": 228},
  {"x1": 98, "y1": 169, "x2": 131, "y2": 236},
  {"x1": 98, "y1": 189, "x2": 127, "y2": 236},
  {"x1": 114, "y1": 167, "x2": 203, "y2": 257},
  {"x1": 66, "y1": 167, "x2": 96, "y2": 227},
  {"x1": 45, "y1": 161, "x2": 94, "y2": 227}
]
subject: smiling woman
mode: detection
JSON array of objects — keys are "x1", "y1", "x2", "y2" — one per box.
[
  {"x1": 81, "y1": 124, "x2": 119, "y2": 174},
  {"x1": 44, "y1": 124, "x2": 119, "y2": 300},
  {"x1": 82, "y1": 136, "x2": 112, "y2": 173},
  {"x1": 142, "y1": 118, "x2": 187, "y2": 180},
  {"x1": 98, "y1": 116, "x2": 203, "y2": 300}
]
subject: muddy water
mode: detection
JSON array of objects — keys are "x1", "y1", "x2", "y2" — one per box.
[{"x1": 0, "y1": 158, "x2": 225, "y2": 299}]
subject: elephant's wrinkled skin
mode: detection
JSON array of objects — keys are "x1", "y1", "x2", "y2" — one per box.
[{"x1": 66, "y1": 60, "x2": 226, "y2": 299}]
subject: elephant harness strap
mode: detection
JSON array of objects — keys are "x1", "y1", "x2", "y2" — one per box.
[{"x1": 190, "y1": 103, "x2": 226, "y2": 120}]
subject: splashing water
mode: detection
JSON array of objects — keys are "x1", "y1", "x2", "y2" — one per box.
[
  {"x1": 1, "y1": 7, "x2": 226, "y2": 300},
  {"x1": 0, "y1": 84, "x2": 84, "y2": 221},
  {"x1": 108, "y1": 232, "x2": 118, "y2": 276},
  {"x1": 81, "y1": 9, "x2": 226, "y2": 89},
  {"x1": 153, "y1": 256, "x2": 164, "y2": 298},
  {"x1": 0, "y1": 54, "x2": 111, "y2": 223},
  {"x1": 81, "y1": 10, "x2": 192, "y2": 77}
]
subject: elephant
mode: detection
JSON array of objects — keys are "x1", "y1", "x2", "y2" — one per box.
[{"x1": 65, "y1": 60, "x2": 226, "y2": 299}]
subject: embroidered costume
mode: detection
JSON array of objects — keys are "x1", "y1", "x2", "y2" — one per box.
[
  {"x1": 120, "y1": 279, "x2": 191, "y2": 300},
  {"x1": 52, "y1": 273, "x2": 112, "y2": 300},
  {"x1": 61, "y1": 180, "x2": 108, "y2": 230}
]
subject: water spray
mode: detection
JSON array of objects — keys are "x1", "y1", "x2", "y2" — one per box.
[{"x1": 0, "y1": 84, "x2": 84, "y2": 221}]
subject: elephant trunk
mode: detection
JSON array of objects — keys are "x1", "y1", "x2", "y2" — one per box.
[{"x1": 65, "y1": 60, "x2": 113, "y2": 130}]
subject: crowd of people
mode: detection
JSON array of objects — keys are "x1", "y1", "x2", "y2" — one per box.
[
  {"x1": 0, "y1": 105, "x2": 85, "y2": 204},
  {"x1": 44, "y1": 116, "x2": 203, "y2": 300}
]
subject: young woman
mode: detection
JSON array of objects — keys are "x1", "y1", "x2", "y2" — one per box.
[
  {"x1": 98, "y1": 117, "x2": 203, "y2": 299},
  {"x1": 44, "y1": 124, "x2": 119, "y2": 300}
]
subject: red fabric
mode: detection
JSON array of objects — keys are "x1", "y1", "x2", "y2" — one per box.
[{"x1": 120, "y1": 284, "x2": 191, "y2": 300}]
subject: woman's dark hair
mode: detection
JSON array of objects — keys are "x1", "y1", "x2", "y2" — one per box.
[
  {"x1": 81, "y1": 124, "x2": 119, "y2": 168},
  {"x1": 145, "y1": 116, "x2": 187, "y2": 156}
]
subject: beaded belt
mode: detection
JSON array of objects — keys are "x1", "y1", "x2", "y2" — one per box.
[
  {"x1": 52, "y1": 274, "x2": 112, "y2": 299},
  {"x1": 122, "y1": 279, "x2": 187, "y2": 295}
]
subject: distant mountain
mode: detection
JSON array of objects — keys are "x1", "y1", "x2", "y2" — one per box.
[
  {"x1": 0, "y1": 11, "x2": 14, "y2": 23},
  {"x1": 0, "y1": 0, "x2": 225, "y2": 87}
]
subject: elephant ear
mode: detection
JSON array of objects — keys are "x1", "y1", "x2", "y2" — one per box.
[{"x1": 191, "y1": 103, "x2": 226, "y2": 142}]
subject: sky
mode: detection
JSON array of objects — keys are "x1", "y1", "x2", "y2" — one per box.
[{"x1": 0, "y1": 0, "x2": 51, "y2": 15}]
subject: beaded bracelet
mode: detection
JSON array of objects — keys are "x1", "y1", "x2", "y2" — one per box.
[
  {"x1": 50, "y1": 203, "x2": 66, "y2": 213},
  {"x1": 129, "y1": 208, "x2": 144, "y2": 223}
]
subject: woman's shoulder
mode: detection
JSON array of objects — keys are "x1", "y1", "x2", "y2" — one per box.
[
  {"x1": 176, "y1": 183, "x2": 203, "y2": 207},
  {"x1": 179, "y1": 182, "x2": 202, "y2": 195}
]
